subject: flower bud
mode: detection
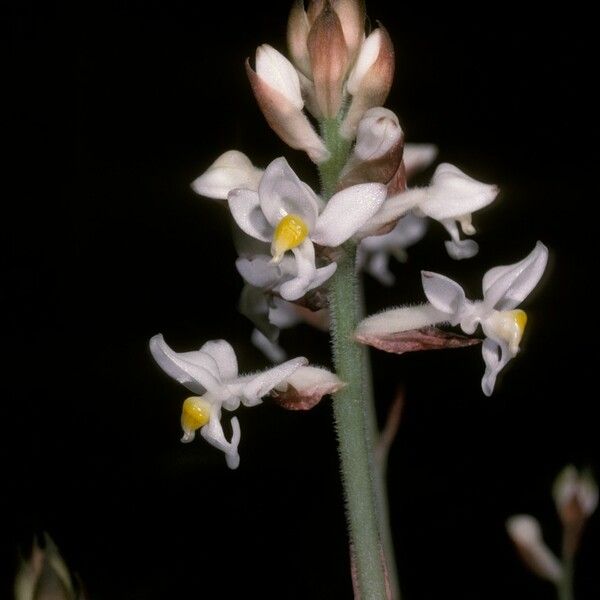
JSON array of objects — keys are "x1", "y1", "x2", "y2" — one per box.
[
  {"x1": 287, "y1": 0, "x2": 312, "y2": 78},
  {"x1": 191, "y1": 150, "x2": 263, "y2": 200},
  {"x1": 332, "y1": 0, "x2": 366, "y2": 63},
  {"x1": 337, "y1": 107, "x2": 404, "y2": 191},
  {"x1": 14, "y1": 534, "x2": 77, "y2": 600},
  {"x1": 506, "y1": 515, "x2": 563, "y2": 583},
  {"x1": 271, "y1": 365, "x2": 344, "y2": 410},
  {"x1": 307, "y1": 1, "x2": 350, "y2": 117},
  {"x1": 341, "y1": 26, "x2": 395, "y2": 139},
  {"x1": 553, "y1": 465, "x2": 598, "y2": 557},
  {"x1": 246, "y1": 46, "x2": 329, "y2": 163}
]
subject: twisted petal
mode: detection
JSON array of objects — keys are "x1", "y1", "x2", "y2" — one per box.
[
  {"x1": 421, "y1": 271, "x2": 467, "y2": 317},
  {"x1": 279, "y1": 240, "x2": 321, "y2": 300},
  {"x1": 191, "y1": 150, "x2": 263, "y2": 200},
  {"x1": 241, "y1": 356, "x2": 308, "y2": 406},
  {"x1": 480, "y1": 337, "x2": 512, "y2": 396},
  {"x1": 200, "y1": 412, "x2": 241, "y2": 469},
  {"x1": 312, "y1": 183, "x2": 387, "y2": 246},
  {"x1": 258, "y1": 157, "x2": 320, "y2": 229},
  {"x1": 228, "y1": 189, "x2": 272, "y2": 241},
  {"x1": 482, "y1": 241, "x2": 549, "y2": 311},
  {"x1": 199, "y1": 340, "x2": 238, "y2": 381},
  {"x1": 420, "y1": 163, "x2": 499, "y2": 221},
  {"x1": 149, "y1": 334, "x2": 230, "y2": 400},
  {"x1": 442, "y1": 219, "x2": 480, "y2": 260}
]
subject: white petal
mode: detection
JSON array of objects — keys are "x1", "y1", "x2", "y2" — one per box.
[
  {"x1": 199, "y1": 340, "x2": 238, "y2": 381},
  {"x1": 309, "y1": 261, "x2": 337, "y2": 290},
  {"x1": 255, "y1": 45, "x2": 303, "y2": 110},
  {"x1": 236, "y1": 255, "x2": 283, "y2": 289},
  {"x1": 482, "y1": 242, "x2": 549, "y2": 310},
  {"x1": 356, "y1": 188, "x2": 428, "y2": 238},
  {"x1": 279, "y1": 240, "x2": 318, "y2": 301},
  {"x1": 480, "y1": 337, "x2": 512, "y2": 396},
  {"x1": 251, "y1": 328, "x2": 287, "y2": 363},
  {"x1": 346, "y1": 29, "x2": 381, "y2": 94},
  {"x1": 403, "y1": 144, "x2": 439, "y2": 178},
  {"x1": 258, "y1": 157, "x2": 319, "y2": 229},
  {"x1": 200, "y1": 412, "x2": 241, "y2": 469},
  {"x1": 191, "y1": 150, "x2": 263, "y2": 200},
  {"x1": 353, "y1": 107, "x2": 402, "y2": 162},
  {"x1": 149, "y1": 334, "x2": 229, "y2": 400},
  {"x1": 445, "y1": 239, "x2": 480, "y2": 260},
  {"x1": 356, "y1": 304, "x2": 449, "y2": 336},
  {"x1": 420, "y1": 163, "x2": 499, "y2": 221},
  {"x1": 421, "y1": 271, "x2": 467, "y2": 316},
  {"x1": 312, "y1": 183, "x2": 387, "y2": 246},
  {"x1": 241, "y1": 356, "x2": 308, "y2": 405},
  {"x1": 228, "y1": 189, "x2": 272, "y2": 241}
]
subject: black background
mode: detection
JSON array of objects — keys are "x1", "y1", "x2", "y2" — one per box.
[{"x1": 5, "y1": 2, "x2": 599, "y2": 598}]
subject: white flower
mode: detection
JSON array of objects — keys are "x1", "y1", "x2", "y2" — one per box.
[
  {"x1": 553, "y1": 465, "x2": 598, "y2": 524},
  {"x1": 228, "y1": 157, "x2": 386, "y2": 300},
  {"x1": 357, "y1": 214, "x2": 427, "y2": 285},
  {"x1": 357, "y1": 242, "x2": 549, "y2": 395},
  {"x1": 506, "y1": 515, "x2": 563, "y2": 583},
  {"x1": 358, "y1": 163, "x2": 499, "y2": 258},
  {"x1": 191, "y1": 150, "x2": 263, "y2": 200},
  {"x1": 352, "y1": 107, "x2": 403, "y2": 162},
  {"x1": 149, "y1": 334, "x2": 308, "y2": 468}
]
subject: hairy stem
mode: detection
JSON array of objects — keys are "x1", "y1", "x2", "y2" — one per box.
[
  {"x1": 557, "y1": 552, "x2": 574, "y2": 600},
  {"x1": 320, "y1": 117, "x2": 393, "y2": 599}
]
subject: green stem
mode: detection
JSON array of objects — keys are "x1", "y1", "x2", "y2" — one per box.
[
  {"x1": 319, "y1": 117, "x2": 392, "y2": 598},
  {"x1": 329, "y1": 246, "x2": 388, "y2": 599},
  {"x1": 557, "y1": 553, "x2": 574, "y2": 600}
]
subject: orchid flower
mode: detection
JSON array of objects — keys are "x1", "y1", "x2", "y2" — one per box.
[
  {"x1": 358, "y1": 163, "x2": 499, "y2": 259},
  {"x1": 357, "y1": 242, "x2": 549, "y2": 395},
  {"x1": 228, "y1": 156, "x2": 386, "y2": 300},
  {"x1": 150, "y1": 334, "x2": 307, "y2": 468},
  {"x1": 191, "y1": 150, "x2": 263, "y2": 200},
  {"x1": 357, "y1": 214, "x2": 427, "y2": 285}
]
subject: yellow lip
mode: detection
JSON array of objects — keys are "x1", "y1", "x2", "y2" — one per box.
[{"x1": 271, "y1": 214, "x2": 309, "y2": 262}]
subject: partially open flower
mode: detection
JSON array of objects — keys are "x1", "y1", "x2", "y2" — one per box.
[
  {"x1": 356, "y1": 242, "x2": 549, "y2": 395},
  {"x1": 191, "y1": 150, "x2": 264, "y2": 200},
  {"x1": 150, "y1": 334, "x2": 309, "y2": 468},
  {"x1": 247, "y1": 45, "x2": 329, "y2": 163},
  {"x1": 357, "y1": 163, "x2": 499, "y2": 258},
  {"x1": 341, "y1": 26, "x2": 395, "y2": 139},
  {"x1": 228, "y1": 157, "x2": 386, "y2": 300},
  {"x1": 506, "y1": 515, "x2": 563, "y2": 583}
]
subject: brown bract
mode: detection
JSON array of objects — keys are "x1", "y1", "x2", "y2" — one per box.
[{"x1": 356, "y1": 326, "x2": 481, "y2": 354}]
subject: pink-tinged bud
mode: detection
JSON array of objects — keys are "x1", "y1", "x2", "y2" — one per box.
[
  {"x1": 341, "y1": 26, "x2": 395, "y2": 139},
  {"x1": 331, "y1": 0, "x2": 366, "y2": 63},
  {"x1": 287, "y1": 0, "x2": 312, "y2": 78},
  {"x1": 271, "y1": 365, "x2": 344, "y2": 410},
  {"x1": 337, "y1": 107, "x2": 404, "y2": 191},
  {"x1": 307, "y1": 1, "x2": 350, "y2": 118},
  {"x1": 246, "y1": 47, "x2": 329, "y2": 164},
  {"x1": 553, "y1": 465, "x2": 598, "y2": 557}
]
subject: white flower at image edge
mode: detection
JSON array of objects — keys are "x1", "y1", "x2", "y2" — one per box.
[
  {"x1": 149, "y1": 334, "x2": 308, "y2": 469},
  {"x1": 357, "y1": 242, "x2": 549, "y2": 395},
  {"x1": 228, "y1": 157, "x2": 387, "y2": 300}
]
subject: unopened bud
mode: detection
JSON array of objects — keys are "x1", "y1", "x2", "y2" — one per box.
[
  {"x1": 331, "y1": 0, "x2": 366, "y2": 63},
  {"x1": 341, "y1": 26, "x2": 395, "y2": 139},
  {"x1": 246, "y1": 46, "x2": 329, "y2": 163},
  {"x1": 337, "y1": 107, "x2": 404, "y2": 190},
  {"x1": 307, "y1": 1, "x2": 349, "y2": 118},
  {"x1": 506, "y1": 515, "x2": 563, "y2": 583},
  {"x1": 287, "y1": 0, "x2": 312, "y2": 78}
]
